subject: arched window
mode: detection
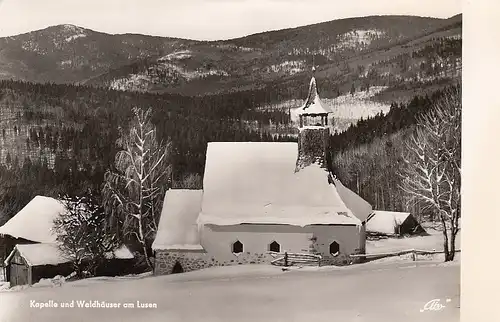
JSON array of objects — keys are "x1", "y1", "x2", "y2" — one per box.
[
  {"x1": 269, "y1": 241, "x2": 281, "y2": 252},
  {"x1": 329, "y1": 241, "x2": 340, "y2": 256},
  {"x1": 232, "y1": 240, "x2": 243, "y2": 254}
]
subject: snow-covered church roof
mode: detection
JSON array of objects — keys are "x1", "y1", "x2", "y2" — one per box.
[
  {"x1": 331, "y1": 177, "x2": 373, "y2": 222},
  {"x1": 0, "y1": 196, "x2": 65, "y2": 243},
  {"x1": 152, "y1": 189, "x2": 204, "y2": 251},
  {"x1": 199, "y1": 142, "x2": 362, "y2": 227},
  {"x1": 298, "y1": 77, "x2": 330, "y2": 115}
]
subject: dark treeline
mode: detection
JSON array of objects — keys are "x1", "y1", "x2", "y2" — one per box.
[
  {"x1": 329, "y1": 91, "x2": 438, "y2": 152},
  {"x1": 0, "y1": 79, "x2": 459, "y2": 224},
  {"x1": 329, "y1": 85, "x2": 460, "y2": 218}
]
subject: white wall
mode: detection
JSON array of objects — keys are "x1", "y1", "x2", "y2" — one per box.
[
  {"x1": 200, "y1": 224, "x2": 363, "y2": 261},
  {"x1": 311, "y1": 225, "x2": 363, "y2": 255}
]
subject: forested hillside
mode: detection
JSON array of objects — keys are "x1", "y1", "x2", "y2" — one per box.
[
  {"x1": 0, "y1": 77, "x2": 458, "y2": 225},
  {"x1": 0, "y1": 14, "x2": 462, "y2": 227},
  {"x1": 0, "y1": 80, "x2": 294, "y2": 224},
  {"x1": 329, "y1": 85, "x2": 459, "y2": 219}
]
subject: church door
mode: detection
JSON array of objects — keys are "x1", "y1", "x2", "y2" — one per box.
[{"x1": 171, "y1": 261, "x2": 184, "y2": 274}]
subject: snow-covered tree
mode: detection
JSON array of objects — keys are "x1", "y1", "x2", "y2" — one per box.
[
  {"x1": 102, "y1": 107, "x2": 171, "y2": 269},
  {"x1": 53, "y1": 194, "x2": 119, "y2": 277},
  {"x1": 400, "y1": 86, "x2": 461, "y2": 261}
]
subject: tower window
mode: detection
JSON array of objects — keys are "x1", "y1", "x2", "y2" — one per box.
[
  {"x1": 329, "y1": 241, "x2": 340, "y2": 256},
  {"x1": 232, "y1": 240, "x2": 243, "y2": 254},
  {"x1": 269, "y1": 241, "x2": 281, "y2": 253}
]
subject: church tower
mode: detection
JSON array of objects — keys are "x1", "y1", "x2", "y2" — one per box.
[{"x1": 296, "y1": 72, "x2": 331, "y2": 171}]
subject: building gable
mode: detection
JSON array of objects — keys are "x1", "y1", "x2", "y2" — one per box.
[{"x1": 152, "y1": 189, "x2": 203, "y2": 251}]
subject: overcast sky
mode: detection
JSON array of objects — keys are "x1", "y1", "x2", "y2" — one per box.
[{"x1": 0, "y1": 0, "x2": 461, "y2": 40}]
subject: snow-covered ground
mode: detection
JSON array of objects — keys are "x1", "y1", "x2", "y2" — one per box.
[
  {"x1": 109, "y1": 62, "x2": 229, "y2": 92},
  {"x1": 0, "y1": 260, "x2": 459, "y2": 322},
  {"x1": 266, "y1": 60, "x2": 306, "y2": 75},
  {"x1": 261, "y1": 86, "x2": 390, "y2": 133},
  {"x1": 0, "y1": 227, "x2": 460, "y2": 321},
  {"x1": 158, "y1": 50, "x2": 193, "y2": 61},
  {"x1": 335, "y1": 29, "x2": 386, "y2": 50},
  {"x1": 262, "y1": 86, "x2": 390, "y2": 124},
  {"x1": 65, "y1": 33, "x2": 86, "y2": 42},
  {"x1": 367, "y1": 228, "x2": 461, "y2": 254}
]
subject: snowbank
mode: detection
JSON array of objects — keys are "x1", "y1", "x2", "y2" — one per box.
[
  {"x1": 32, "y1": 275, "x2": 66, "y2": 288},
  {"x1": 0, "y1": 281, "x2": 10, "y2": 291},
  {"x1": 1, "y1": 272, "x2": 154, "y2": 292}
]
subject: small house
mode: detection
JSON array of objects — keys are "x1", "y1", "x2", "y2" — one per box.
[
  {"x1": 0, "y1": 196, "x2": 65, "y2": 271},
  {"x1": 153, "y1": 75, "x2": 373, "y2": 275},
  {"x1": 366, "y1": 211, "x2": 426, "y2": 236},
  {"x1": 0, "y1": 195, "x2": 135, "y2": 285},
  {"x1": 4, "y1": 243, "x2": 134, "y2": 286}
]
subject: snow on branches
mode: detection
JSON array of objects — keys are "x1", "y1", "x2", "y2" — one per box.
[
  {"x1": 400, "y1": 85, "x2": 461, "y2": 261},
  {"x1": 102, "y1": 107, "x2": 171, "y2": 269},
  {"x1": 53, "y1": 194, "x2": 119, "y2": 277}
]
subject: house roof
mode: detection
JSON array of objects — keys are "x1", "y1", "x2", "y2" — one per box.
[
  {"x1": 298, "y1": 77, "x2": 330, "y2": 115},
  {"x1": 152, "y1": 189, "x2": 204, "y2": 251},
  {"x1": 332, "y1": 177, "x2": 373, "y2": 222},
  {"x1": 199, "y1": 142, "x2": 362, "y2": 227},
  {"x1": 4, "y1": 243, "x2": 134, "y2": 267},
  {"x1": 0, "y1": 196, "x2": 65, "y2": 243},
  {"x1": 366, "y1": 211, "x2": 412, "y2": 235}
]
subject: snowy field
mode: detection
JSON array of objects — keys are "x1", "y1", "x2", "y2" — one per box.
[
  {"x1": 260, "y1": 86, "x2": 391, "y2": 133},
  {"x1": 0, "y1": 229, "x2": 460, "y2": 322},
  {"x1": 367, "y1": 228, "x2": 461, "y2": 254},
  {"x1": 0, "y1": 260, "x2": 459, "y2": 322}
]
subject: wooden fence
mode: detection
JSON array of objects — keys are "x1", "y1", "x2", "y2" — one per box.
[
  {"x1": 350, "y1": 249, "x2": 462, "y2": 262},
  {"x1": 270, "y1": 252, "x2": 322, "y2": 267}
]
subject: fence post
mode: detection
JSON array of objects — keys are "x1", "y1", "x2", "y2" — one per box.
[
  {"x1": 412, "y1": 250, "x2": 416, "y2": 262},
  {"x1": 284, "y1": 252, "x2": 288, "y2": 267}
]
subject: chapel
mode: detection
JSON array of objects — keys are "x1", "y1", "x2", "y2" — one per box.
[{"x1": 152, "y1": 75, "x2": 372, "y2": 275}]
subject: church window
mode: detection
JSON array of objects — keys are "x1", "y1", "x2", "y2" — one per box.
[
  {"x1": 232, "y1": 240, "x2": 243, "y2": 254},
  {"x1": 329, "y1": 241, "x2": 340, "y2": 256},
  {"x1": 269, "y1": 241, "x2": 281, "y2": 252}
]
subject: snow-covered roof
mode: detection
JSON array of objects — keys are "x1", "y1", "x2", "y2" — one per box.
[
  {"x1": 332, "y1": 177, "x2": 373, "y2": 222},
  {"x1": 0, "y1": 196, "x2": 65, "y2": 243},
  {"x1": 4, "y1": 243, "x2": 134, "y2": 267},
  {"x1": 12, "y1": 243, "x2": 69, "y2": 266},
  {"x1": 152, "y1": 189, "x2": 204, "y2": 251},
  {"x1": 105, "y1": 245, "x2": 135, "y2": 260},
  {"x1": 366, "y1": 211, "x2": 412, "y2": 235},
  {"x1": 199, "y1": 142, "x2": 361, "y2": 227},
  {"x1": 298, "y1": 77, "x2": 330, "y2": 115}
]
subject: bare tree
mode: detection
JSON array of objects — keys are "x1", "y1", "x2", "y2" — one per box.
[
  {"x1": 102, "y1": 107, "x2": 171, "y2": 269},
  {"x1": 400, "y1": 86, "x2": 461, "y2": 261},
  {"x1": 53, "y1": 195, "x2": 119, "y2": 278}
]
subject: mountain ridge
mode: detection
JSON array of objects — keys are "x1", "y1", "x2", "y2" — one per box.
[
  {"x1": 1, "y1": 14, "x2": 461, "y2": 41},
  {"x1": 0, "y1": 14, "x2": 461, "y2": 92}
]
